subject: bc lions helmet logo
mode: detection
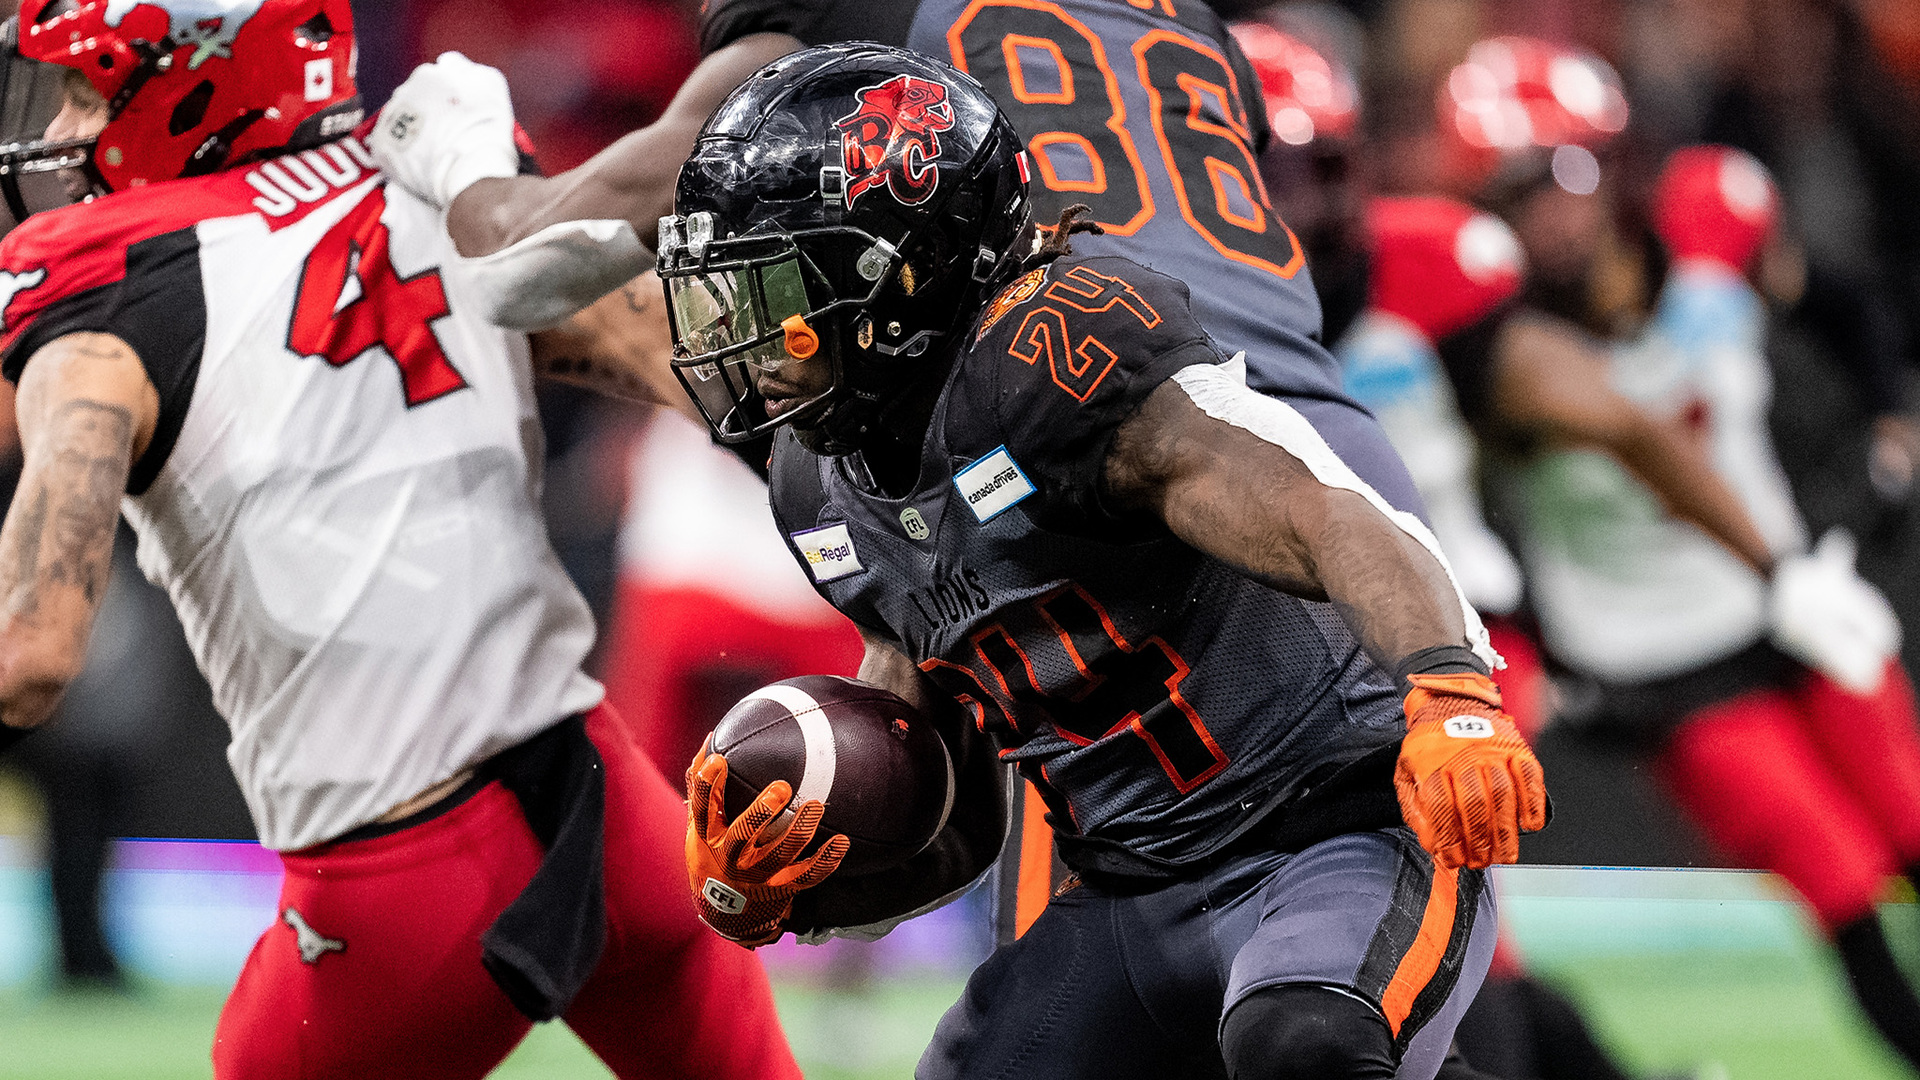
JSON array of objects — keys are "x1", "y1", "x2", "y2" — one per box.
[{"x1": 834, "y1": 75, "x2": 956, "y2": 209}]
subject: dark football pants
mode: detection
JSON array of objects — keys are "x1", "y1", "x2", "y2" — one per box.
[
  {"x1": 212, "y1": 704, "x2": 801, "y2": 1080},
  {"x1": 919, "y1": 828, "x2": 1495, "y2": 1080}
]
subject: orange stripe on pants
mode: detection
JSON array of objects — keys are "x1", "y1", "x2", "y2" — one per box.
[
  {"x1": 1378, "y1": 862, "x2": 1460, "y2": 1035},
  {"x1": 1014, "y1": 781, "x2": 1055, "y2": 938}
]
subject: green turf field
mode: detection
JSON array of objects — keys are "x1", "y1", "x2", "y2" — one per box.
[
  {"x1": 0, "y1": 944, "x2": 1914, "y2": 1080},
  {"x1": 0, "y1": 978, "x2": 963, "y2": 1080},
  {"x1": 2, "y1": 863, "x2": 1916, "y2": 1079}
]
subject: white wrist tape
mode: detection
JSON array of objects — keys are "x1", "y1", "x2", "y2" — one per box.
[
  {"x1": 447, "y1": 219, "x2": 654, "y2": 331},
  {"x1": 371, "y1": 52, "x2": 520, "y2": 210},
  {"x1": 1170, "y1": 357, "x2": 1498, "y2": 670}
]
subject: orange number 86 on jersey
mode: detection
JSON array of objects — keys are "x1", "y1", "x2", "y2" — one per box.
[{"x1": 948, "y1": 0, "x2": 1306, "y2": 280}]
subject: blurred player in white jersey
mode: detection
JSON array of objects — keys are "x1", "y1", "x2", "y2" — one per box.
[
  {"x1": 1446, "y1": 53, "x2": 1920, "y2": 1060},
  {"x1": 0, "y1": 2, "x2": 801, "y2": 1077}
]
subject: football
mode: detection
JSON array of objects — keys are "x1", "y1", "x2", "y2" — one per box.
[{"x1": 710, "y1": 674, "x2": 955, "y2": 876}]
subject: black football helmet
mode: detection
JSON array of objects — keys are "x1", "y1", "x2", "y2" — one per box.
[{"x1": 658, "y1": 43, "x2": 1029, "y2": 454}]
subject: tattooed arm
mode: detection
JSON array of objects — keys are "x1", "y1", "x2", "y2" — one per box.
[
  {"x1": 0, "y1": 332, "x2": 158, "y2": 733},
  {"x1": 528, "y1": 270, "x2": 701, "y2": 424}
]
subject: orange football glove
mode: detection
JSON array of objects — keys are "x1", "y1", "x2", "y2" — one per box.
[
  {"x1": 1395, "y1": 671, "x2": 1548, "y2": 870},
  {"x1": 685, "y1": 740, "x2": 850, "y2": 947}
]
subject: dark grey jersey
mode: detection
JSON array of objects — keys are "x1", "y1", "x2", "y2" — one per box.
[{"x1": 767, "y1": 255, "x2": 1402, "y2": 876}]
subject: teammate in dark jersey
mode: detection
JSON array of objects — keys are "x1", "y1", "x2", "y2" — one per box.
[
  {"x1": 648, "y1": 46, "x2": 1540, "y2": 1080},
  {"x1": 372, "y1": 0, "x2": 1425, "y2": 517},
  {"x1": 696, "y1": 0, "x2": 1325, "y2": 385}
]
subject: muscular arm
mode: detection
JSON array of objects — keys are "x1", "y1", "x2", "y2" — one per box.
[
  {"x1": 1104, "y1": 374, "x2": 1472, "y2": 674},
  {"x1": 0, "y1": 333, "x2": 157, "y2": 732},
  {"x1": 528, "y1": 271, "x2": 700, "y2": 423},
  {"x1": 1490, "y1": 312, "x2": 1777, "y2": 575},
  {"x1": 446, "y1": 34, "x2": 802, "y2": 258},
  {"x1": 786, "y1": 625, "x2": 1010, "y2": 938}
]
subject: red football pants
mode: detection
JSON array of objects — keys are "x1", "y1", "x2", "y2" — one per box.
[
  {"x1": 1485, "y1": 618, "x2": 1548, "y2": 743},
  {"x1": 600, "y1": 582, "x2": 864, "y2": 776},
  {"x1": 212, "y1": 704, "x2": 801, "y2": 1080},
  {"x1": 1658, "y1": 660, "x2": 1920, "y2": 931}
]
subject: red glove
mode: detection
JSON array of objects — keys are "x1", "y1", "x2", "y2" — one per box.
[
  {"x1": 685, "y1": 741, "x2": 849, "y2": 946},
  {"x1": 1395, "y1": 671, "x2": 1547, "y2": 870}
]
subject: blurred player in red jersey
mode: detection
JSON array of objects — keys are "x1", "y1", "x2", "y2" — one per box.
[
  {"x1": 0, "y1": 2, "x2": 801, "y2": 1077},
  {"x1": 598, "y1": 406, "x2": 864, "y2": 775},
  {"x1": 1627, "y1": 146, "x2": 1920, "y2": 1071}
]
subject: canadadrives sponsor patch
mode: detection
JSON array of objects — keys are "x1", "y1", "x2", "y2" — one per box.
[
  {"x1": 954, "y1": 446, "x2": 1035, "y2": 523},
  {"x1": 792, "y1": 523, "x2": 865, "y2": 583}
]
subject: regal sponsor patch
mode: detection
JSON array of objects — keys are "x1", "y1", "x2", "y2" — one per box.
[
  {"x1": 792, "y1": 523, "x2": 865, "y2": 583},
  {"x1": 953, "y1": 446, "x2": 1035, "y2": 523}
]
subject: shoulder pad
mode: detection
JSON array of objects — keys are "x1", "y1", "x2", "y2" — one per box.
[
  {"x1": 0, "y1": 142, "x2": 381, "y2": 355},
  {"x1": 0, "y1": 178, "x2": 226, "y2": 352},
  {"x1": 969, "y1": 254, "x2": 1205, "y2": 403}
]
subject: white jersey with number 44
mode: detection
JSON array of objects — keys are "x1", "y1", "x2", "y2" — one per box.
[{"x1": 0, "y1": 137, "x2": 603, "y2": 850}]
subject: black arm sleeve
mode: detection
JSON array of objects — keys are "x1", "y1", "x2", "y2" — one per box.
[{"x1": 1, "y1": 227, "x2": 206, "y2": 495}]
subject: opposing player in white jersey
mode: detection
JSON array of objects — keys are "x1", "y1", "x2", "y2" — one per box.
[
  {"x1": 0, "y1": 2, "x2": 804, "y2": 1077},
  {"x1": 1519, "y1": 146, "x2": 1920, "y2": 1070}
]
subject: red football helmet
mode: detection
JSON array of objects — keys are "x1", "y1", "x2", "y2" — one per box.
[
  {"x1": 1367, "y1": 195, "x2": 1526, "y2": 344},
  {"x1": 1649, "y1": 145, "x2": 1779, "y2": 272},
  {"x1": 1228, "y1": 20, "x2": 1357, "y2": 149},
  {"x1": 2, "y1": 0, "x2": 359, "y2": 201},
  {"x1": 1437, "y1": 36, "x2": 1628, "y2": 199}
]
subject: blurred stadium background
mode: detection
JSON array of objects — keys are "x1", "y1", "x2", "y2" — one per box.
[{"x1": 4, "y1": 0, "x2": 1920, "y2": 1076}]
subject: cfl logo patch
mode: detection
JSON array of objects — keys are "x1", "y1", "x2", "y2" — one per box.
[
  {"x1": 1443, "y1": 716, "x2": 1495, "y2": 739},
  {"x1": 702, "y1": 878, "x2": 748, "y2": 915}
]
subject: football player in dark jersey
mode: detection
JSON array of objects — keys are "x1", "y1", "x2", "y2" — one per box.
[
  {"x1": 372, "y1": 0, "x2": 1427, "y2": 518},
  {"x1": 652, "y1": 44, "x2": 1539, "y2": 1080}
]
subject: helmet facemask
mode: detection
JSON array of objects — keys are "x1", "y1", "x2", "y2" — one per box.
[
  {"x1": 0, "y1": 20, "x2": 104, "y2": 238},
  {"x1": 665, "y1": 44, "x2": 1032, "y2": 456},
  {"x1": 660, "y1": 210, "x2": 944, "y2": 455}
]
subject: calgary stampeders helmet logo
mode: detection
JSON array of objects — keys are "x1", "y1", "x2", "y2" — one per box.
[{"x1": 834, "y1": 74, "x2": 955, "y2": 209}]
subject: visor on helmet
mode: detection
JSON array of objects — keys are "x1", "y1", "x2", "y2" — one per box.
[
  {"x1": 667, "y1": 255, "x2": 811, "y2": 374},
  {"x1": 0, "y1": 18, "x2": 100, "y2": 237},
  {"x1": 658, "y1": 211, "x2": 900, "y2": 444}
]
